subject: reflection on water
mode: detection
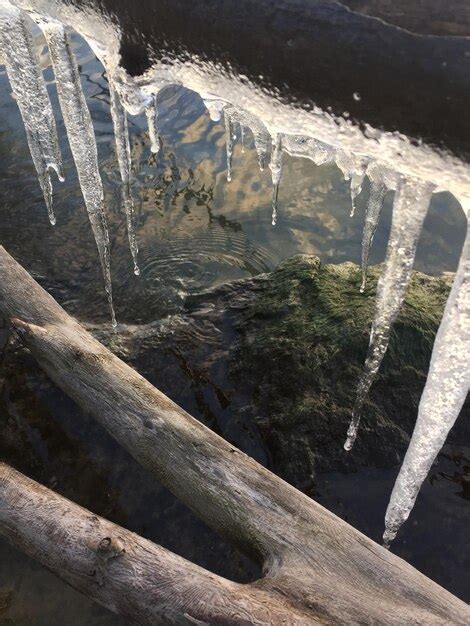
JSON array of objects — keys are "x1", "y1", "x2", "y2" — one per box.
[
  {"x1": 0, "y1": 31, "x2": 468, "y2": 624},
  {"x1": 0, "y1": 33, "x2": 466, "y2": 325}
]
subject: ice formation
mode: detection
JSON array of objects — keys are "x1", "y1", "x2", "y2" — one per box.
[
  {"x1": 224, "y1": 107, "x2": 234, "y2": 182},
  {"x1": 223, "y1": 105, "x2": 269, "y2": 171},
  {"x1": 109, "y1": 81, "x2": 139, "y2": 275},
  {"x1": 384, "y1": 213, "x2": 469, "y2": 545},
  {"x1": 0, "y1": 1, "x2": 63, "y2": 224},
  {"x1": 360, "y1": 179, "x2": 387, "y2": 292},
  {"x1": 202, "y1": 95, "x2": 225, "y2": 122},
  {"x1": 335, "y1": 150, "x2": 367, "y2": 217},
  {"x1": 42, "y1": 21, "x2": 116, "y2": 326},
  {"x1": 2, "y1": 0, "x2": 469, "y2": 543},
  {"x1": 345, "y1": 177, "x2": 434, "y2": 451},
  {"x1": 145, "y1": 93, "x2": 160, "y2": 154},
  {"x1": 269, "y1": 134, "x2": 283, "y2": 226},
  {"x1": 240, "y1": 123, "x2": 245, "y2": 154}
]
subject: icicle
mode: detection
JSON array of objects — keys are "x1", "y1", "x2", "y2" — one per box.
[
  {"x1": 222, "y1": 104, "x2": 269, "y2": 171},
  {"x1": 335, "y1": 150, "x2": 367, "y2": 217},
  {"x1": 240, "y1": 123, "x2": 245, "y2": 154},
  {"x1": 360, "y1": 179, "x2": 387, "y2": 292},
  {"x1": 269, "y1": 134, "x2": 283, "y2": 226},
  {"x1": 350, "y1": 167, "x2": 366, "y2": 217},
  {"x1": 43, "y1": 22, "x2": 116, "y2": 326},
  {"x1": 0, "y1": 4, "x2": 63, "y2": 225},
  {"x1": 344, "y1": 177, "x2": 434, "y2": 451},
  {"x1": 224, "y1": 108, "x2": 234, "y2": 182},
  {"x1": 335, "y1": 149, "x2": 355, "y2": 181},
  {"x1": 145, "y1": 93, "x2": 160, "y2": 154},
  {"x1": 254, "y1": 129, "x2": 269, "y2": 171},
  {"x1": 384, "y1": 214, "x2": 470, "y2": 545},
  {"x1": 109, "y1": 81, "x2": 139, "y2": 276}
]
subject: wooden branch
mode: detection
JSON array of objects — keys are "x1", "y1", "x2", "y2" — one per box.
[
  {"x1": 0, "y1": 245, "x2": 469, "y2": 624},
  {"x1": 0, "y1": 462, "x2": 310, "y2": 625}
]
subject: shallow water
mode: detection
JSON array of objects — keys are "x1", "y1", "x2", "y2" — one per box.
[{"x1": 0, "y1": 31, "x2": 468, "y2": 623}]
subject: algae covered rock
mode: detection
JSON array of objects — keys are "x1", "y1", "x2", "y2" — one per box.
[
  {"x1": 228, "y1": 254, "x2": 469, "y2": 489},
  {"x1": 1, "y1": 254, "x2": 468, "y2": 498}
]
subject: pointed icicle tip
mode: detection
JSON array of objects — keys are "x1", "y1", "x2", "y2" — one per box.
[
  {"x1": 344, "y1": 177, "x2": 433, "y2": 451},
  {"x1": 269, "y1": 134, "x2": 283, "y2": 227}
]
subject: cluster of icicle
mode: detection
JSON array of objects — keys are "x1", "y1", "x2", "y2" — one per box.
[
  {"x1": 1, "y1": 2, "x2": 469, "y2": 548},
  {"x1": 0, "y1": 0, "x2": 141, "y2": 326}
]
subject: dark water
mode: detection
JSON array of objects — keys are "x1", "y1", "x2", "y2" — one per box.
[{"x1": 0, "y1": 31, "x2": 468, "y2": 624}]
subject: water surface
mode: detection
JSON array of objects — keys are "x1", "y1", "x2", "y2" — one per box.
[{"x1": 0, "y1": 31, "x2": 468, "y2": 624}]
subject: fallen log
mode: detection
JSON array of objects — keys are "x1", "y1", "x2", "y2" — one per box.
[
  {"x1": 0, "y1": 462, "x2": 309, "y2": 625},
  {"x1": 0, "y1": 244, "x2": 469, "y2": 624}
]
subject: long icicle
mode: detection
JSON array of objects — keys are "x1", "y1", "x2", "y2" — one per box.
[
  {"x1": 384, "y1": 211, "x2": 470, "y2": 545},
  {"x1": 345, "y1": 177, "x2": 434, "y2": 450},
  {"x1": 224, "y1": 108, "x2": 234, "y2": 182},
  {"x1": 42, "y1": 22, "x2": 116, "y2": 326},
  {"x1": 109, "y1": 80, "x2": 139, "y2": 276},
  {"x1": 145, "y1": 93, "x2": 160, "y2": 154},
  {"x1": 269, "y1": 133, "x2": 283, "y2": 226},
  {"x1": 0, "y1": 4, "x2": 63, "y2": 225},
  {"x1": 360, "y1": 179, "x2": 387, "y2": 292}
]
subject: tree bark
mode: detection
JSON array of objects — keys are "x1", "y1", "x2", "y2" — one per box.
[
  {"x1": 0, "y1": 245, "x2": 469, "y2": 624},
  {"x1": 0, "y1": 462, "x2": 311, "y2": 625}
]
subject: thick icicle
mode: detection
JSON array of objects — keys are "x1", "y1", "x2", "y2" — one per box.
[
  {"x1": 345, "y1": 177, "x2": 434, "y2": 450},
  {"x1": 384, "y1": 213, "x2": 470, "y2": 545},
  {"x1": 145, "y1": 93, "x2": 160, "y2": 154},
  {"x1": 269, "y1": 133, "x2": 283, "y2": 226},
  {"x1": 224, "y1": 108, "x2": 234, "y2": 182},
  {"x1": 43, "y1": 22, "x2": 116, "y2": 326},
  {"x1": 360, "y1": 179, "x2": 387, "y2": 292},
  {"x1": 109, "y1": 81, "x2": 139, "y2": 276},
  {"x1": 0, "y1": 3, "x2": 63, "y2": 225}
]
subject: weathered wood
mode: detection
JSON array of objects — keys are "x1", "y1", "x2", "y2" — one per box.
[
  {"x1": 0, "y1": 462, "x2": 310, "y2": 625},
  {"x1": 0, "y1": 245, "x2": 469, "y2": 624}
]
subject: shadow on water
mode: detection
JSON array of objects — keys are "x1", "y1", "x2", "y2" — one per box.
[{"x1": 0, "y1": 31, "x2": 468, "y2": 623}]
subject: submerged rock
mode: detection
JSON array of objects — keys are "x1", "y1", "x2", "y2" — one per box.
[{"x1": 3, "y1": 255, "x2": 468, "y2": 495}]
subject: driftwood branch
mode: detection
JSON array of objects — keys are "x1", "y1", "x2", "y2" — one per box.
[
  {"x1": 0, "y1": 462, "x2": 310, "y2": 625},
  {"x1": 0, "y1": 245, "x2": 469, "y2": 624}
]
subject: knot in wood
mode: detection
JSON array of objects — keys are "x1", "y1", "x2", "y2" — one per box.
[{"x1": 96, "y1": 536, "x2": 125, "y2": 561}]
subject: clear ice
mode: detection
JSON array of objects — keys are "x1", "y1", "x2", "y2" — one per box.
[
  {"x1": 202, "y1": 95, "x2": 225, "y2": 122},
  {"x1": 109, "y1": 81, "x2": 139, "y2": 275},
  {"x1": 2, "y1": 6, "x2": 470, "y2": 544},
  {"x1": 345, "y1": 177, "x2": 434, "y2": 451},
  {"x1": 269, "y1": 134, "x2": 283, "y2": 226},
  {"x1": 283, "y1": 135, "x2": 334, "y2": 167},
  {"x1": 360, "y1": 179, "x2": 387, "y2": 292},
  {"x1": 43, "y1": 22, "x2": 116, "y2": 326},
  {"x1": 224, "y1": 107, "x2": 234, "y2": 182},
  {"x1": 0, "y1": 3, "x2": 63, "y2": 225},
  {"x1": 224, "y1": 105, "x2": 269, "y2": 171},
  {"x1": 145, "y1": 93, "x2": 160, "y2": 154},
  {"x1": 384, "y1": 212, "x2": 469, "y2": 545},
  {"x1": 335, "y1": 150, "x2": 367, "y2": 217}
]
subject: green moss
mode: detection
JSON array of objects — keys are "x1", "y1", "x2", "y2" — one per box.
[{"x1": 231, "y1": 255, "x2": 453, "y2": 485}]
